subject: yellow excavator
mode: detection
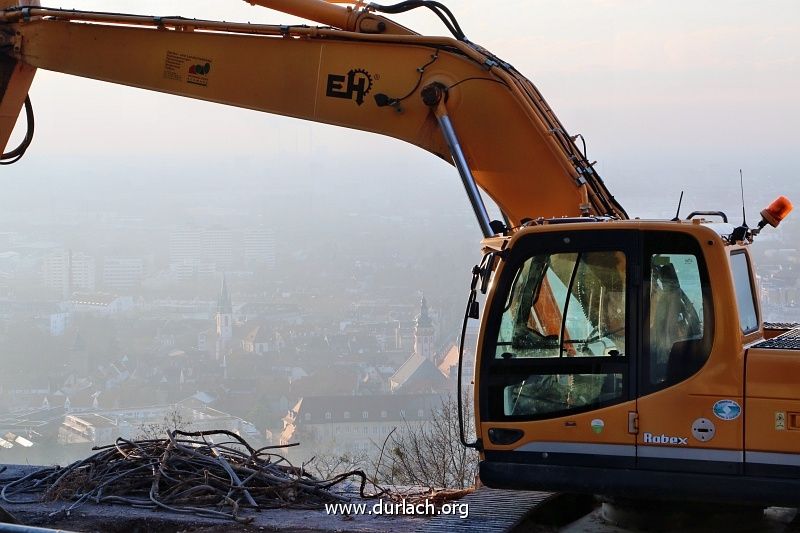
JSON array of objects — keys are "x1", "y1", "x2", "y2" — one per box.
[{"x1": 0, "y1": 0, "x2": 797, "y2": 508}]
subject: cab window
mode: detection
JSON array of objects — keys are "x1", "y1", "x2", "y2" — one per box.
[
  {"x1": 643, "y1": 233, "x2": 713, "y2": 392},
  {"x1": 730, "y1": 251, "x2": 758, "y2": 334},
  {"x1": 492, "y1": 250, "x2": 627, "y2": 418},
  {"x1": 496, "y1": 251, "x2": 627, "y2": 359}
]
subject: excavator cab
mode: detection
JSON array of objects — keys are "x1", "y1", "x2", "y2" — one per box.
[{"x1": 475, "y1": 218, "x2": 800, "y2": 507}]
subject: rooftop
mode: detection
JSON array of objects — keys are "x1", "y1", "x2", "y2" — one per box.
[{"x1": 292, "y1": 393, "x2": 442, "y2": 424}]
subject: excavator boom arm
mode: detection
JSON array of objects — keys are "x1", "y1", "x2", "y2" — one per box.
[{"x1": 0, "y1": 1, "x2": 627, "y2": 225}]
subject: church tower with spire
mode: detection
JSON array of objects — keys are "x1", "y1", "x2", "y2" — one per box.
[
  {"x1": 215, "y1": 275, "x2": 233, "y2": 360},
  {"x1": 413, "y1": 294, "x2": 435, "y2": 361}
]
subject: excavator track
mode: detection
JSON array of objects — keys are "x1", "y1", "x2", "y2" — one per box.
[{"x1": 423, "y1": 488, "x2": 555, "y2": 533}]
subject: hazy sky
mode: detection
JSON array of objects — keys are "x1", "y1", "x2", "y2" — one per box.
[{"x1": 5, "y1": 1, "x2": 800, "y2": 220}]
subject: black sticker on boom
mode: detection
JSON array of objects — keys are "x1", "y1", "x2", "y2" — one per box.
[
  {"x1": 326, "y1": 69, "x2": 373, "y2": 106},
  {"x1": 164, "y1": 51, "x2": 213, "y2": 88}
]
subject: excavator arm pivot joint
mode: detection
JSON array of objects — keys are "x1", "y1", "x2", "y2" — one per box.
[
  {"x1": 357, "y1": 16, "x2": 386, "y2": 34},
  {"x1": 420, "y1": 82, "x2": 446, "y2": 108}
]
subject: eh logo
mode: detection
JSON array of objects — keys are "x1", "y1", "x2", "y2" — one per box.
[
  {"x1": 326, "y1": 69, "x2": 373, "y2": 106},
  {"x1": 189, "y1": 63, "x2": 211, "y2": 76}
]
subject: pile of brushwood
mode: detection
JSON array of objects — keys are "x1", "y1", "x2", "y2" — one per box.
[{"x1": 0, "y1": 430, "x2": 385, "y2": 522}]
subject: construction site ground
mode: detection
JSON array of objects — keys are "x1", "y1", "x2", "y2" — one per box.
[
  {"x1": 3, "y1": 465, "x2": 800, "y2": 532},
  {"x1": 5, "y1": 501, "x2": 419, "y2": 533},
  {"x1": 1, "y1": 464, "x2": 422, "y2": 532}
]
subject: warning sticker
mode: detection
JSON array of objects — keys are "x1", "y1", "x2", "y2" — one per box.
[
  {"x1": 775, "y1": 411, "x2": 786, "y2": 431},
  {"x1": 164, "y1": 51, "x2": 212, "y2": 87}
]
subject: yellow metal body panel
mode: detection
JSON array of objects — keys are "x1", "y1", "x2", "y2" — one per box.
[
  {"x1": 474, "y1": 221, "x2": 760, "y2": 457},
  {"x1": 0, "y1": 59, "x2": 34, "y2": 151},
  {"x1": 0, "y1": 0, "x2": 37, "y2": 151},
  {"x1": 0, "y1": 6, "x2": 624, "y2": 223},
  {"x1": 479, "y1": 401, "x2": 637, "y2": 452},
  {"x1": 635, "y1": 240, "x2": 748, "y2": 454},
  {"x1": 746, "y1": 348, "x2": 800, "y2": 454}
]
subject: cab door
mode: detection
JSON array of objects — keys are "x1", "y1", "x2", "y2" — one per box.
[
  {"x1": 479, "y1": 228, "x2": 639, "y2": 471},
  {"x1": 635, "y1": 231, "x2": 742, "y2": 475}
]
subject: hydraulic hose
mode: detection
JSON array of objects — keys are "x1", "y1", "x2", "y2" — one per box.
[{"x1": 0, "y1": 95, "x2": 34, "y2": 165}]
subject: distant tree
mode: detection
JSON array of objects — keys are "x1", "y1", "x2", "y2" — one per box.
[
  {"x1": 135, "y1": 406, "x2": 188, "y2": 440},
  {"x1": 378, "y1": 393, "x2": 478, "y2": 490},
  {"x1": 310, "y1": 451, "x2": 371, "y2": 480},
  {"x1": 298, "y1": 395, "x2": 479, "y2": 490}
]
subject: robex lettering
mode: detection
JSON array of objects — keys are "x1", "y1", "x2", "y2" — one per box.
[{"x1": 643, "y1": 432, "x2": 688, "y2": 445}]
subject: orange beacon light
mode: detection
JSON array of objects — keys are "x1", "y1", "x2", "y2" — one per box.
[{"x1": 759, "y1": 196, "x2": 793, "y2": 228}]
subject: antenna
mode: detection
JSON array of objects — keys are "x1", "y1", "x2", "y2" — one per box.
[
  {"x1": 730, "y1": 169, "x2": 751, "y2": 243},
  {"x1": 740, "y1": 169, "x2": 748, "y2": 227},
  {"x1": 671, "y1": 191, "x2": 684, "y2": 221}
]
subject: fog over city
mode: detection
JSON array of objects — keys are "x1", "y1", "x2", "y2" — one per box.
[{"x1": 0, "y1": 0, "x2": 797, "y2": 476}]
